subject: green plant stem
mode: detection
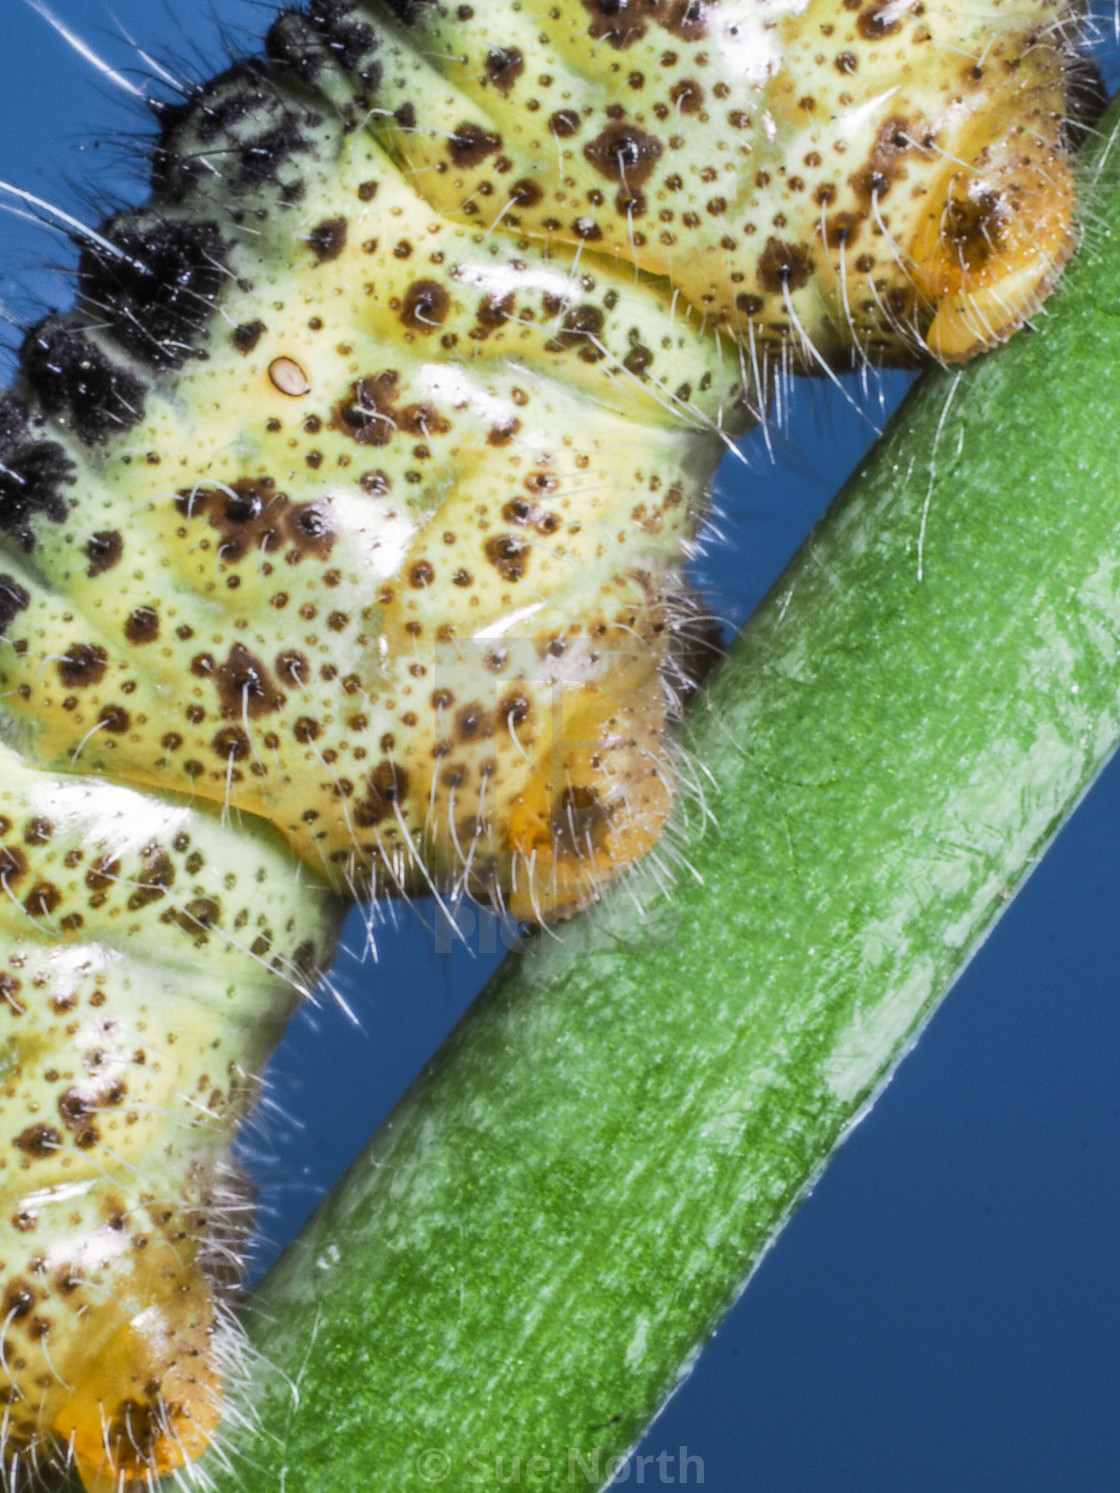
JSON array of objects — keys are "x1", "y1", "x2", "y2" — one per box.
[{"x1": 202, "y1": 106, "x2": 1120, "y2": 1493}]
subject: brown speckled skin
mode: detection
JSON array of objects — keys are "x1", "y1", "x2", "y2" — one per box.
[
  {"x1": 0, "y1": 0, "x2": 1079, "y2": 1484},
  {"x1": 355, "y1": 0, "x2": 1075, "y2": 361},
  {"x1": 0, "y1": 744, "x2": 340, "y2": 1484}
]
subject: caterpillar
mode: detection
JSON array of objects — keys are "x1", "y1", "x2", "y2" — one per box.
[{"x1": 0, "y1": 0, "x2": 1084, "y2": 1487}]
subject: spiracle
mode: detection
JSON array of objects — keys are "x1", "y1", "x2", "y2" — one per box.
[{"x1": 0, "y1": 0, "x2": 1081, "y2": 1486}]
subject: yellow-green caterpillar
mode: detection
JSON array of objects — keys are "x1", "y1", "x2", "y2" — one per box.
[{"x1": 0, "y1": 0, "x2": 1082, "y2": 1485}]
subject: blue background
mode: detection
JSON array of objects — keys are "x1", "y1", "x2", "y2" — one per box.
[{"x1": 0, "y1": 5, "x2": 1117, "y2": 1488}]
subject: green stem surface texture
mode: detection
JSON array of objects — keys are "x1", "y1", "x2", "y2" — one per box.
[{"x1": 205, "y1": 107, "x2": 1120, "y2": 1493}]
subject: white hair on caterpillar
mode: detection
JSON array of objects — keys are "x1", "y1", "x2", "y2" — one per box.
[{"x1": 0, "y1": 1, "x2": 1103, "y2": 1488}]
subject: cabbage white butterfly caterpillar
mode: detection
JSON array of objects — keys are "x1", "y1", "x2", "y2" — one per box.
[{"x1": 0, "y1": 0, "x2": 1082, "y2": 1486}]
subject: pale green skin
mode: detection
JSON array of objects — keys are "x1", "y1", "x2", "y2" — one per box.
[
  {"x1": 0, "y1": 0, "x2": 1076, "y2": 1484},
  {"x1": 0, "y1": 739, "x2": 339, "y2": 1470}
]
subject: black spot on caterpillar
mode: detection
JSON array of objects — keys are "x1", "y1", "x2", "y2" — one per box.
[{"x1": 0, "y1": 0, "x2": 1090, "y2": 1486}]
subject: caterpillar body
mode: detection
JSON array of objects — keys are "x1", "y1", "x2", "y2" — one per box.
[{"x1": 0, "y1": 0, "x2": 1080, "y2": 1487}]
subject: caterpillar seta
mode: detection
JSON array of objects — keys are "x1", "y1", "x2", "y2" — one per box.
[{"x1": 0, "y1": 0, "x2": 1087, "y2": 1486}]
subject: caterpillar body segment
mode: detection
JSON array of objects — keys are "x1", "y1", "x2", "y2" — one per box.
[
  {"x1": 0, "y1": 741, "x2": 341, "y2": 1487},
  {"x1": 0, "y1": 82, "x2": 732, "y2": 923},
  {"x1": 343, "y1": 0, "x2": 1076, "y2": 364},
  {"x1": 0, "y1": 0, "x2": 1082, "y2": 921},
  {"x1": 0, "y1": 0, "x2": 1084, "y2": 1486}
]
